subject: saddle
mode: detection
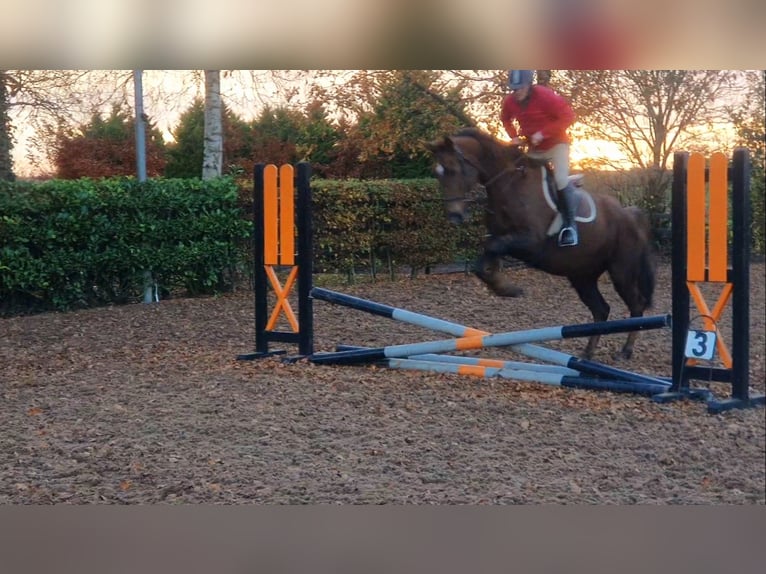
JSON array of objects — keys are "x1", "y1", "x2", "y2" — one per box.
[{"x1": 541, "y1": 162, "x2": 595, "y2": 237}]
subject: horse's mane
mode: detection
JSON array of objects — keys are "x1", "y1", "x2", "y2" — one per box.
[
  {"x1": 454, "y1": 126, "x2": 536, "y2": 165},
  {"x1": 454, "y1": 127, "x2": 499, "y2": 147}
]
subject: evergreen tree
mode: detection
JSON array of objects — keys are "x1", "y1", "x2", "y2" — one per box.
[
  {"x1": 53, "y1": 103, "x2": 166, "y2": 179},
  {"x1": 165, "y1": 98, "x2": 251, "y2": 178}
]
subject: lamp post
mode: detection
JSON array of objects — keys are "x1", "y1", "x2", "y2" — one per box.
[{"x1": 134, "y1": 70, "x2": 156, "y2": 303}]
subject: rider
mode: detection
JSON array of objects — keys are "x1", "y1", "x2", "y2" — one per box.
[{"x1": 500, "y1": 70, "x2": 579, "y2": 247}]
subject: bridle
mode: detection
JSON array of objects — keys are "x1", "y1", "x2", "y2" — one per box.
[{"x1": 445, "y1": 144, "x2": 526, "y2": 205}]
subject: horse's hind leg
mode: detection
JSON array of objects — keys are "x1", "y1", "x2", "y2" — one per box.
[
  {"x1": 568, "y1": 276, "x2": 610, "y2": 359},
  {"x1": 608, "y1": 269, "x2": 650, "y2": 361},
  {"x1": 474, "y1": 252, "x2": 524, "y2": 298}
]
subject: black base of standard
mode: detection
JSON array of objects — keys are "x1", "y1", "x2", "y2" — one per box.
[
  {"x1": 652, "y1": 387, "x2": 713, "y2": 404},
  {"x1": 706, "y1": 393, "x2": 766, "y2": 415},
  {"x1": 236, "y1": 350, "x2": 286, "y2": 361}
]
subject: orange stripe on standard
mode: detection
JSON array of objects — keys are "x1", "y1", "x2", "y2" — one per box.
[
  {"x1": 687, "y1": 282, "x2": 715, "y2": 331},
  {"x1": 686, "y1": 281, "x2": 733, "y2": 368},
  {"x1": 707, "y1": 282, "x2": 734, "y2": 368},
  {"x1": 265, "y1": 265, "x2": 300, "y2": 332},
  {"x1": 263, "y1": 164, "x2": 279, "y2": 265},
  {"x1": 279, "y1": 164, "x2": 295, "y2": 265},
  {"x1": 708, "y1": 152, "x2": 728, "y2": 282},
  {"x1": 686, "y1": 153, "x2": 706, "y2": 282},
  {"x1": 709, "y1": 282, "x2": 733, "y2": 325}
]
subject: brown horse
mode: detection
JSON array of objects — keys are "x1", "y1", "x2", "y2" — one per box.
[{"x1": 426, "y1": 127, "x2": 656, "y2": 360}]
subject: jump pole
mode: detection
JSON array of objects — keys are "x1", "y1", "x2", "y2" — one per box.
[
  {"x1": 335, "y1": 344, "x2": 667, "y2": 395},
  {"x1": 310, "y1": 295, "x2": 671, "y2": 362},
  {"x1": 654, "y1": 149, "x2": 765, "y2": 413},
  {"x1": 384, "y1": 358, "x2": 669, "y2": 396},
  {"x1": 315, "y1": 287, "x2": 671, "y2": 389},
  {"x1": 335, "y1": 345, "x2": 581, "y2": 376}
]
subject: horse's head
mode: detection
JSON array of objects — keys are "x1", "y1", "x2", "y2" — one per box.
[{"x1": 425, "y1": 135, "x2": 482, "y2": 225}]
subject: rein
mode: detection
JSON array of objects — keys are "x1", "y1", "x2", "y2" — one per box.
[
  {"x1": 455, "y1": 145, "x2": 524, "y2": 189},
  {"x1": 451, "y1": 143, "x2": 530, "y2": 217}
]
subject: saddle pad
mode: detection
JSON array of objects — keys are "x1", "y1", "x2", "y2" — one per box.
[{"x1": 541, "y1": 167, "x2": 596, "y2": 237}]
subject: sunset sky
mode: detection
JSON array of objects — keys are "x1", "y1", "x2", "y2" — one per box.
[{"x1": 8, "y1": 70, "x2": 748, "y2": 177}]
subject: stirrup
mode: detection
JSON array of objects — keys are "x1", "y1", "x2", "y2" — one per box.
[{"x1": 558, "y1": 226, "x2": 578, "y2": 247}]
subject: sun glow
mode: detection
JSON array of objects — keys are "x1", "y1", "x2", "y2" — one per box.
[{"x1": 570, "y1": 135, "x2": 633, "y2": 171}]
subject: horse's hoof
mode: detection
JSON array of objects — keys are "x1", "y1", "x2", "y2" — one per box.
[
  {"x1": 473, "y1": 267, "x2": 490, "y2": 281},
  {"x1": 580, "y1": 347, "x2": 595, "y2": 360},
  {"x1": 495, "y1": 285, "x2": 524, "y2": 298},
  {"x1": 485, "y1": 238, "x2": 506, "y2": 256},
  {"x1": 614, "y1": 349, "x2": 633, "y2": 361}
]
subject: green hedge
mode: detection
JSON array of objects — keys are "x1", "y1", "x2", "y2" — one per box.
[
  {"x1": 310, "y1": 179, "x2": 485, "y2": 279},
  {"x1": 6, "y1": 169, "x2": 758, "y2": 316},
  {"x1": 0, "y1": 177, "x2": 250, "y2": 313}
]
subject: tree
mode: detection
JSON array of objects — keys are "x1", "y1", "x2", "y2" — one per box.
[
  {"x1": 560, "y1": 70, "x2": 741, "y2": 215},
  {"x1": 295, "y1": 101, "x2": 343, "y2": 177},
  {"x1": 729, "y1": 70, "x2": 765, "y2": 254},
  {"x1": 164, "y1": 98, "x2": 251, "y2": 179},
  {"x1": 0, "y1": 71, "x2": 14, "y2": 181},
  {"x1": 316, "y1": 70, "x2": 472, "y2": 178},
  {"x1": 249, "y1": 105, "x2": 304, "y2": 167},
  {"x1": 202, "y1": 70, "x2": 223, "y2": 180},
  {"x1": 52, "y1": 103, "x2": 166, "y2": 179},
  {"x1": 2, "y1": 70, "x2": 129, "y2": 177},
  {"x1": 246, "y1": 102, "x2": 343, "y2": 177}
]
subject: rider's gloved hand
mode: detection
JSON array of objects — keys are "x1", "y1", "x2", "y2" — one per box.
[{"x1": 530, "y1": 131, "x2": 544, "y2": 146}]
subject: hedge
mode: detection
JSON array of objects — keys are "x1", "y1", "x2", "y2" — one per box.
[{"x1": 0, "y1": 177, "x2": 250, "y2": 314}]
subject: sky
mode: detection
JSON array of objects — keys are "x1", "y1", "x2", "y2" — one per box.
[
  {"x1": 9, "y1": 71, "x2": 311, "y2": 177},
  {"x1": 8, "y1": 69, "x2": 750, "y2": 177},
  {"x1": 5, "y1": 0, "x2": 763, "y2": 175}
]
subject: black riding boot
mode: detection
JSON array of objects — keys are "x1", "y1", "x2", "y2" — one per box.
[{"x1": 557, "y1": 183, "x2": 579, "y2": 247}]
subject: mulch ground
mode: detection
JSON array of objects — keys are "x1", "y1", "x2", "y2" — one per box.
[{"x1": 1, "y1": 261, "x2": 764, "y2": 504}]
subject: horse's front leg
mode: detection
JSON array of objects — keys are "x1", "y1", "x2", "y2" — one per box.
[
  {"x1": 484, "y1": 232, "x2": 543, "y2": 264},
  {"x1": 474, "y1": 241, "x2": 524, "y2": 298}
]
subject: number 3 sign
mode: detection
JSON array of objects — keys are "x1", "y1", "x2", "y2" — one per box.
[{"x1": 684, "y1": 330, "x2": 717, "y2": 360}]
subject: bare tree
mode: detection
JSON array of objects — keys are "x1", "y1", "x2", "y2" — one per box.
[
  {"x1": 564, "y1": 70, "x2": 740, "y2": 168},
  {"x1": 560, "y1": 70, "x2": 741, "y2": 214},
  {"x1": 3, "y1": 70, "x2": 131, "y2": 176},
  {"x1": 202, "y1": 70, "x2": 223, "y2": 179}
]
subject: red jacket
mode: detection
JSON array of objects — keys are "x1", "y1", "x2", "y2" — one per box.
[{"x1": 501, "y1": 85, "x2": 575, "y2": 150}]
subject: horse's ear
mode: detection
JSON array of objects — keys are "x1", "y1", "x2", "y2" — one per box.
[
  {"x1": 425, "y1": 136, "x2": 453, "y2": 153},
  {"x1": 425, "y1": 138, "x2": 442, "y2": 153}
]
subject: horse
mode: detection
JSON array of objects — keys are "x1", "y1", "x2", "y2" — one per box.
[{"x1": 426, "y1": 127, "x2": 656, "y2": 360}]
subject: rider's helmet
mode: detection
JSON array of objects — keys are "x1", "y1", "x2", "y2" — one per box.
[{"x1": 508, "y1": 69, "x2": 534, "y2": 90}]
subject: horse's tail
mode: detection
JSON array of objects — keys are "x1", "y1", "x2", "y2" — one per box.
[
  {"x1": 626, "y1": 206, "x2": 656, "y2": 309},
  {"x1": 637, "y1": 240, "x2": 656, "y2": 309}
]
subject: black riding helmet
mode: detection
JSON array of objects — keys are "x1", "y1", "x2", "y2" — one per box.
[{"x1": 508, "y1": 70, "x2": 534, "y2": 90}]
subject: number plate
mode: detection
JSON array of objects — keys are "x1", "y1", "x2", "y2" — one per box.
[{"x1": 684, "y1": 330, "x2": 717, "y2": 360}]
